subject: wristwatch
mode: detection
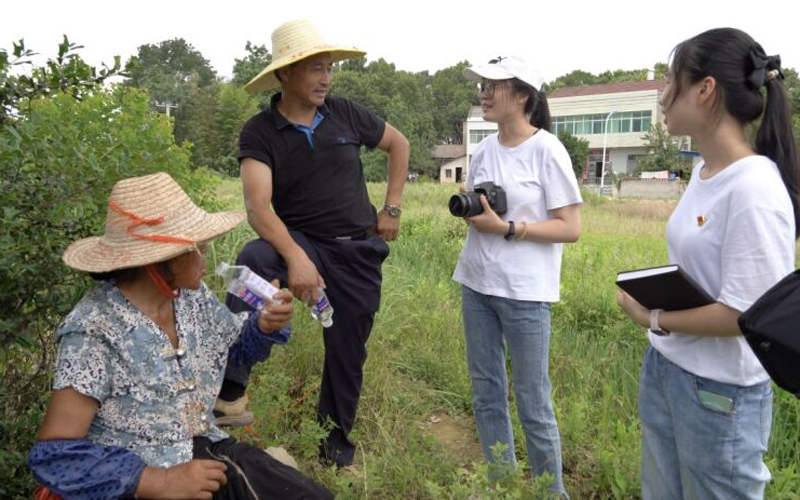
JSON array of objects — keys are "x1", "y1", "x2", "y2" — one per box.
[
  {"x1": 650, "y1": 309, "x2": 670, "y2": 336},
  {"x1": 383, "y1": 204, "x2": 402, "y2": 218},
  {"x1": 504, "y1": 221, "x2": 516, "y2": 241}
]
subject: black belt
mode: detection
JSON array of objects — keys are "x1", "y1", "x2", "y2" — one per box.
[{"x1": 333, "y1": 227, "x2": 375, "y2": 241}]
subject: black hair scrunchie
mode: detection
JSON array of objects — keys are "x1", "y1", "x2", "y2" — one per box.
[{"x1": 749, "y1": 45, "x2": 784, "y2": 89}]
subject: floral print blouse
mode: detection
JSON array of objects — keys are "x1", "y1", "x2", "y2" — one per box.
[{"x1": 53, "y1": 280, "x2": 268, "y2": 467}]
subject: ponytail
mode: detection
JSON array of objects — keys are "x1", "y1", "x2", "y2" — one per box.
[
  {"x1": 511, "y1": 79, "x2": 551, "y2": 131},
  {"x1": 755, "y1": 76, "x2": 800, "y2": 239},
  {"x1": 530, "y1": 90, "x2": 552, "y2": 131}
]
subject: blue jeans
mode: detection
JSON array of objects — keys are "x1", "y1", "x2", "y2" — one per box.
[
  {"x1": 461, "y1": 285, "x2": 566, "y2": 495},
  {"x1": 639, "y1": 346, "x2": 773, "y2": 499}
]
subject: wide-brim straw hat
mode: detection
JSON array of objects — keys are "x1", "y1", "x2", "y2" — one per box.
[
  {"x1": 62, "y1": 172, "x2": 246, "y2": 273},
  {"x1": 244, "y1": 19, "x2": 366, "y2": 93}
]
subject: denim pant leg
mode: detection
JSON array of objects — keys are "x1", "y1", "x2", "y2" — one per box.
[
  {"x1": 501, "y1": 300, "x2": 566, "y2": 495},
  {"x1": 639, "y1": 346, "x2": 683, "y2": 500},
  {"x1": 641, "y1": 346, "x2": 773, "y2": 500},
  {"x1": 462, "y1": 285, "x2": 516, "y2": 467}
]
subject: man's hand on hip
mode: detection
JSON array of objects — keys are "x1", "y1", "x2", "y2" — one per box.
[{"x1": 376, "y1": 210, "x2": 400, "y2": 242}]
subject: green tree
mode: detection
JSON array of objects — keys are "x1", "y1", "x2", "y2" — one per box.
[
  {"x1": 125, "y1": 39, "x2": 217, "y2": 144},
  {"x1": 430, "y1": 61, "x2": 479, "y2": 145},
  {"x1": 654, "y1": 62, "x2": 670, "y2": 80},
  {"x1": 547, "y1": 64, "x2": 668, "y2": 91},
  {"x1": 558, "y1": 130, "x2": 590, "y2": 179},
  {"x1": 332, "y1": 59, "x2": 438, "y2": 178},
  {"x1": 181, "y1": 81, "x2": 260, "y2": 176},
  {"x1": 547, "y1": 69, "x2": 597, "y2": 90},
  {"x1": 637, "y1": 122, "x2": 690, "y2": 174},
  {"x1": 0, "y1": 36, "x2": 124, "y2": 123},
  {"x1": 232, "y1": 41, "x2": 272, "y2": 87},
  {"x1": 126, "y1": 38, "x2": 216, "y2": 91},
  {"x1": 214, "y1": 83, "x2": 260, "y2": 175}
]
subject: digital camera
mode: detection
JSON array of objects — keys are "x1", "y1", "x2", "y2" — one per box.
[{"x1": 448, "y1": 182, "x2": 508, "y2": 217}]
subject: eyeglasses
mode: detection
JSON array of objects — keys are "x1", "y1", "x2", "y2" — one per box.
[{"x1": 478, "y1": 81, "x2": 507, "y2": 97}]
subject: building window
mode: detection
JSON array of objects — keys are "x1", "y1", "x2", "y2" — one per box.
[
  {"x1": 445, "y1": 169, "x2": 452, "y2": 178},
  {"x1": 469, "y1": 129, "x2": 495, "y2": 144},
  {"x1": 552, "y1": 111, "x2": 652, "y2": 136}
]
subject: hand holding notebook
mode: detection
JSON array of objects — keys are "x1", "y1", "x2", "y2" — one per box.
[{"x1": 616, "y1": 265, "x2": 715, "y2": 311}]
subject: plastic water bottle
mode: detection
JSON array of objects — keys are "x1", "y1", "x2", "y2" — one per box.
[
  {"x1": 309, "y1": 288, "x2": 334, "y2": 328},
  {"x1": 215, "y1": 262, "x2": 281, "y2": 310}
]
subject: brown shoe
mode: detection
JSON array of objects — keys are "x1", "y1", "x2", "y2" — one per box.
[{"x1": 213, "y1": 394, "x2": 255, "y2": 427}]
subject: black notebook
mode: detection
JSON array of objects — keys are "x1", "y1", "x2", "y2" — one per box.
[{"x1": 616, "y1": 264, "x2": 715, "y2": 311}]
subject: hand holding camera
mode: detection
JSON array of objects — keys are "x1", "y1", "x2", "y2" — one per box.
[
  {"x1": 448, "y1": 182, "x2": 507, "y2": 217},
  {"x1": 449, "y1": 182, "x2": 510, "y2": 235}
]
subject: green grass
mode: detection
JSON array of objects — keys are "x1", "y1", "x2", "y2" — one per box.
[{"x1": 207, "y1": 178, "x2": 800, "y2": 499}]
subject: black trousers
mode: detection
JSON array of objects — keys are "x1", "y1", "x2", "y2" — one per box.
[
  {"x1": 224, "y1": 231, "x2": 389, "y2": 467},
  {"x1": 193, "y1": 436, "x2": 333, "y2": 499}
]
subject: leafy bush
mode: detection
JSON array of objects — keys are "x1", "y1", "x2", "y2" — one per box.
[{"x1": 0, "y1": 84, "x2": 218, "y2": 495}]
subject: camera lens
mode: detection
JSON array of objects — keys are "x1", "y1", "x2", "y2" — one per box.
[{"x1": 448, "y1": 192, "x2": 483, "y2": 217}]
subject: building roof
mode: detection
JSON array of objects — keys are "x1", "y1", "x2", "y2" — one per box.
[
  {"x1": 432, "y1": 144, "x2": 466, "y2": 159},
  {"x1": 468, "y1": 106, "x2": 483, "y2": 119},
  {"x1": 548, "y1": 80, "x2": 667, "y2": 99}
]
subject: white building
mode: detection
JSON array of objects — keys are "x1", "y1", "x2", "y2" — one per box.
[
  {"x1": 439, "y1": 79, "x2": 691, "y2": 184},
  {"x1": 548, "y1": 80, "x2": 670, "y2": 183},
  {"x1": 434, "y1": 144, "x2": 467, "y2": 183}
]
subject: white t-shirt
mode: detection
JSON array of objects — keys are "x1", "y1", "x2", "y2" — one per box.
[
  {"x1": 651, "y1": 155, "x2": 796, "y2": 386},
  {"x1": 452, "y1": 130, "x2": 582, "y2": 302}
]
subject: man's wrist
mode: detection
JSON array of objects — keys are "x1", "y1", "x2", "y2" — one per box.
[
  {"x1": 283, "y1": 244, "x2": 308, "y2": 264},
  {"x1": 382, "y1": 203, "x2": 402, "y2": 218}
]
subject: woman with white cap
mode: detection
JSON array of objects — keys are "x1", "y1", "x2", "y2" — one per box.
[
  {"x1": 28, "y1": 172, "x2": 332, "y2": 499},
  {"x1": 453, "y1": 56, "x2": 582, "y2": 496}
]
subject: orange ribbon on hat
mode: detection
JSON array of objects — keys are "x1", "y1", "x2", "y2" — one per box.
[
  {"x1": 108, "y1": 200, "x2": 195, "y2": 245},
  {"x1": 108, "y1": 200, "x2": 194, "y2": 298}
]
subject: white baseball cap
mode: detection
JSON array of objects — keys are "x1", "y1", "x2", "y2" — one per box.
[{"x1": 463, "y1": 56, "x2": 545, "y2": 91}]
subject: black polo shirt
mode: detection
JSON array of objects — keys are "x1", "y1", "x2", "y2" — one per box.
[{"x1": 238, "y1": 93, "x2": 386, "y2": 238}]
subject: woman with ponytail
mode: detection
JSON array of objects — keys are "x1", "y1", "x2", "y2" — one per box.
[
  {"x1": 617, "y1": 28, "x2": 798, "y2": 499},
  {"x1": 453, "y1": 56, "x2": 582, "y2": 496}
]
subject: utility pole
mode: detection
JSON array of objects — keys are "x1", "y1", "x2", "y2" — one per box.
[{"x1": 154, "y1": 102, "x2": 179, "y2": 118}]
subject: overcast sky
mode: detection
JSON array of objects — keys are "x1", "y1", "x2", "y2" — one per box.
[{"x1": 3, "y1": 0, "x2": 797, "y2": 83}]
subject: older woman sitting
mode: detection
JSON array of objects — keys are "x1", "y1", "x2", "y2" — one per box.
[{"x1": 28, "y1": 172, "x2": 332, "y2": 499}]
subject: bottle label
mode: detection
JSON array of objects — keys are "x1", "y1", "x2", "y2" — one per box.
[
  {"x1": 315, "y1": 295, "x2": 331, "y2": 313},
  {"x1": 242, "y1": 273, "x2": 280, "y2": 301},
  {"x1": 236, "y1": 288, "x2": 266, "y2": 310}
]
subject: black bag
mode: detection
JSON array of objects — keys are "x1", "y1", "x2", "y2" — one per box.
[{"x1": 738, "y1": 269, "x2": 800, "y2": 398}]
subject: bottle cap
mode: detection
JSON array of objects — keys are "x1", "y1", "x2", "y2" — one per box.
[{"x1": 215, "y1": 262, "x2": 229, "y2": 276}]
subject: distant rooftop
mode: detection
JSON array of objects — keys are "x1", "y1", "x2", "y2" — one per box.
[
  {"x1": 468, "y1": 106, "x2": 484, "y2": 120},
  {"x1": 432, "y1": 144, "x2": 466, "y2": 159},
  {"x1": 548, "y1": 80, "x2": 667, "y2": 99}
]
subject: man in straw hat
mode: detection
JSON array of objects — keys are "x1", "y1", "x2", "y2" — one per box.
[
  {"x1": 214, "y1": 19, "x2": 409, "y2": 468},
  {"x1": 29, "y1": 172, "x2": 333, "y2": 499}
]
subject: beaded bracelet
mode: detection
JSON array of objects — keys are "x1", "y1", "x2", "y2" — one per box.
[{"x1": 514, "y1": 221, "x2": 528, "y2": 241}]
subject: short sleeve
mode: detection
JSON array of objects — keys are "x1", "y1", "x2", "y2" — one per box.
[
  {"x1": 238, "y1": 115, "x2": 274, "y2": 168},
  {"x1": 541, "y1": 136, "x2": 582, "y2": 210},
  {"x1": 719, "y1": 204, "x2": 795, "y2": 312},
  {"x1": 344, "y1": 98, "x2": 386, "y2": 149},
  {"x1": 53, "y1": 330, "x2": 113, "y2": 404}
]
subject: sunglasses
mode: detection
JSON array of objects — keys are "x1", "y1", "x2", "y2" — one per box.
[{"x1": 477, "y1": 80, "x2": 507, "y2": 96}]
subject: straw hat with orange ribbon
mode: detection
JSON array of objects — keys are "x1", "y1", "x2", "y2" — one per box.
[
  {"x1": 62, "y1": 172, "x2": 246, "y2": 273},
  {"x1": 244, "y1": 19, "x2": 366, "y2": 93}
]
